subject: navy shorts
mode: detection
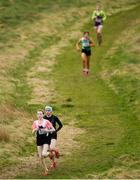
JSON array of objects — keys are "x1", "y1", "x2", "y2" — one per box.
[{"x1": 82, "y1": 49, "x2": 91, "y2": 56}]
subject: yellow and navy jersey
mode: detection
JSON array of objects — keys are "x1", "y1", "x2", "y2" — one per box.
[{"x1": 92, "y1": 10, "x2": 106, "y2": 23}]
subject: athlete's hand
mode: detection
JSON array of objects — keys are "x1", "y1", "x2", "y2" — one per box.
[
  {"x1": 32, "y1": 128, "x2": 38, "y2": 134},
  {"x1": 76, "y1": 47, "x2": 81, "y2": 51}
]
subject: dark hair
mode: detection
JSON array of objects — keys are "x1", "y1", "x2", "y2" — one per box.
[
  {"x1": 83, "y1": 31, "x2": 89, "y2": 35},
  {"x1": 37, "y1": 110, "x2": 44, "y2": 115}
]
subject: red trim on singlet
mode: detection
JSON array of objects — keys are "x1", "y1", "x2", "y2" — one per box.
[{"x1": 32, "y1": 119, "x2": 52, "y2": 130}]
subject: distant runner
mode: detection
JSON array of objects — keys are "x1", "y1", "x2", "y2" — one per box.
[
  {"x1": 44, "y1": 106, "x2": 63, "y2": 169},
  {"x1": 76, "y1": 31, "x2": 94, "y2": 76},
  {"x1": 92, "y1": 4, "x2": 106, "y2": 46},
  {"x1": 32, "y1": 110, "x2": 55, "y2": 176}
]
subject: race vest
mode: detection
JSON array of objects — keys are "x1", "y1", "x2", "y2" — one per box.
[
  {"x1": 94, "y1": 11, "x2": 104, "y2": 23},
  {"x1": 35, "y1": 120, "x2": 48, "y2": 135},
  {"x1": 81, "y1": 37, "x2": 91, "y2": 50},
  {"x1": 95, "y1": 16, "x2": 102, "y2": 23}
]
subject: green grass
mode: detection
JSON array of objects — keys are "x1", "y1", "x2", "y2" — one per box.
[
  {"x1": 0, "y1": 0, "x2": 140, "y2": 178},
  {"x1": 0, "y1": 0, "x2": 95, "y2": 46},
  {"x1": 16, "y1": 4, "x2": 140, "y2": 179},
  {"x1": 10, "y1": 35, "x2": 61, "y2": 110}
]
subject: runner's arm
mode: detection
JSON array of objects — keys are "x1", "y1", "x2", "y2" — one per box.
[
  {"x1": 91, "y1": 11, "x2": 96, "y2": 20},
  {"x1": 56, "y1": 117, "x2": 63, "y2": 132},
  {"x1": 102, "y1": 11, "x2": 106, "y2": 21},
  {"x1": 32, "y1": 122, "x2": 38, "y2": 134},
  {"x1": 41, "y1": 121, "x2": 55, "y2": 133},
  {"x1": 76, "y1": 38, "x2": 81, "y2": 51},
  {"x1": 42, "y1": 126, "x2": 55, "y2": 133},
  {"x1": 32, "y1": 128, "x2": 38, "y2": 134},
  {"x1": 90, "y1": 39, "x2": 95, "y2": 47}
]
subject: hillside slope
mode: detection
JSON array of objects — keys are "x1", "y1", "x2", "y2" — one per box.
[{"x1": 0, "y1": 0, "x2": 140, "y2": 179}]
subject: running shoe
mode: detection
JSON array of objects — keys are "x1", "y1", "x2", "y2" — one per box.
[
  {"x1": 50, "y1": 161, "x2": 56, "y2": 169},
  {"x1": 55, "y1": 150, "x2": 60, "y2": 158},
  {"x1": 43, "y1": 170, "x2": 49, "y2": 176}
]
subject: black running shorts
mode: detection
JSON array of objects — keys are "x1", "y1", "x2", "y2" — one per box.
[
  {"x1": 36, "y1": 133, "x2": 52, "y2": 146},
  {"x1": 82, "y1": 49, "x2": 91, "y2": 56},
  {"x1": 51, "y1": 131, "x2": 57, "y2": 140}
]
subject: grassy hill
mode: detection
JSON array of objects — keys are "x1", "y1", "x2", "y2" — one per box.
[{"x1": 0, "y1": 0, "x2": 140, "y2": 178}]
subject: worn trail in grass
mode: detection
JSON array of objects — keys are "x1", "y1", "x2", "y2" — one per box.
[
  {"x1": 0, "y1": 0, "x2": 140, "y2": 179},
  {"x1": 0, "y1": 2, "x2": 97, "y2": 178},
  {"x1": 15, "y1": 4, "x2": 140, "y2": 179}
]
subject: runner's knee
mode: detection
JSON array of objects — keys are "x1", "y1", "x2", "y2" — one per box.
[
  {"x1": 50, "y1": 139, "x2": 56, "y2": 150},
  {"x1": 42, "y1": 144, "x2": 49, "y2": 157},
  {"x1": 42, "y1": 151, "x2": 49, "y2": 157}
]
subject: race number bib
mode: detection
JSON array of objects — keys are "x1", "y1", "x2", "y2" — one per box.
[
  {"x1": 83, "y1": 40, "x2": 90, "y2": 47},
  {"x1": 38, "y1": 129, "x2": 47, "y2": 135}
]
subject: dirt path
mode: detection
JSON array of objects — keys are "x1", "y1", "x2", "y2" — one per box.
[
  {"x1": 26, "y1": 11, "x2": 91, "y2": 105},
  {"x1": 0, "y1": 6, "x2": 89, "y2": 179},
  {"x1": 1, "y1": 2, "x2": 139, "y2": 179}
]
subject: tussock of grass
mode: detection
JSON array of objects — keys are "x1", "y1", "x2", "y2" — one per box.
[{"x1": 0, "y1": 127, "x2": 10, "y2": 142}]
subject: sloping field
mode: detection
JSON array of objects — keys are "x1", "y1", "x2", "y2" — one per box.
[{"x1": 0, "y1": 0, "x2": 140, "y2": 178}]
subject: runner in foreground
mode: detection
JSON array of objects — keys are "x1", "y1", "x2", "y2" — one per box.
[
  {"x1": 32, "y1": 110, "x2": 55, "y2": 175},
  {"x1": 76, "y1": 31, "x2": 94, "y2": 76},
  {"x1": 44, "y1": 106, "x2": 63, "y2": 168},
  {"x1": 92, "y1": 4, "x2": 106, "y2": 46}
]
